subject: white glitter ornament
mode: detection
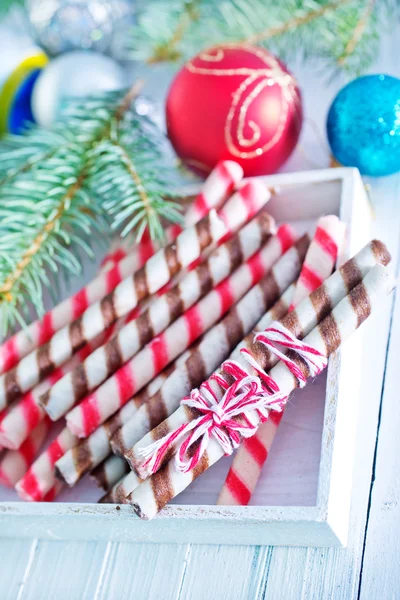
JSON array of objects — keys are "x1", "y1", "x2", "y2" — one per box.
[
  {"x1": 31, "y1": 50, "x2": 126, "y2": 127},
  {"x1": 26, "y1": 0, "x2": 134, "y2": 57}
]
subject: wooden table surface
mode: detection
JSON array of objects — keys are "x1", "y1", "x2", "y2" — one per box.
[{"x1": 1, "y1": 30, "x2": 400, "y2": 600}]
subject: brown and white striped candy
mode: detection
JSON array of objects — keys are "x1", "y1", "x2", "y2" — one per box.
[
  {"x1": 53, "y1": 365, "x2": 176, "y2": 487},
  {"x1": 128, "y1": 264, "x2": 394, "y2": 519},
  {"x1": 115, "y1": 243, "x2": 306, "y2": 463},
  {"x1": 129, "y1": 239, "x2": 391, "y2": 479},
  {"x1": 99, "y1": 470, "x2": 143, "y2": 504},
  {"x1": 90, "y1": 455, "x2": 129, "y2": 491},
  {"x1": 0, "y1": 209, "x2": 226, "y2": 410},
  {"x1": 41, "y1": 209, "x2": 276, "y2": 421},
  {"x1": 241, "y1": 239, "x2": 391, "y2": 374},
  {"x1": 65, "y1": 226, "x2": 294, "y2": 439}
]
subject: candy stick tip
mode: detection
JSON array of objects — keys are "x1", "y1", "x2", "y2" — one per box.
[{"x1": 370, "y1": 239, "x2": 391, "y2": 266}]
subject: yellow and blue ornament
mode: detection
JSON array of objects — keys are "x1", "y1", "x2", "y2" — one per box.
[
  {"x1": 0, "y1": 41, "x2": 48, "y2": 134},
  {"x1": 327, "y1": 74, "x2": 400, "y2": 177}
]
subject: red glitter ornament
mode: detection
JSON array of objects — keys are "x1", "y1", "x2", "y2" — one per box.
[{"x1": 166, "y1": 44, "x2": 303, "y2": 176}]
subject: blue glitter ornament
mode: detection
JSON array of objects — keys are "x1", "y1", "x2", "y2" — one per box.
[{"x1": 327, "y1": 74, "x2": 400, "y2": 177}]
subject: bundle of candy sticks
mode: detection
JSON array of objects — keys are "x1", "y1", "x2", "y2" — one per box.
[{"x1": 0, "y1": 160, "x2": 394, "y2": 517}]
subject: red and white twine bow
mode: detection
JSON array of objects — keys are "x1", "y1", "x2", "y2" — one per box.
[
  {"x1": 139, "y1": 322, "x2": 327, "y2": 475},
  {"x1": 241, "y1": 321, "x2": 327, "y2": 392}
]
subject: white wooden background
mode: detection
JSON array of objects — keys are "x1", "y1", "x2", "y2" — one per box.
[{"x1": 0, "y1": 27, "x2": 399, "y2": 600}]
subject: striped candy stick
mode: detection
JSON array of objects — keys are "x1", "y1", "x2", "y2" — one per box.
[
  {"x1": 0, "y1": 420, "x2": 50, "y2": 487},
  {"x1": 15, "y1": 367, "x2": 174, "y2": 501},
  {"x1": 0, "y1": 160, "x2": 243, "y2": 375},
  {"x1": 0, "y1": 210, "x2": 226, "y2": 410},
  {"x1": 65, "y1": 226, "x2": 293, "y2": 439},
  {"x1": 0, "y1": 330, "x2": 114, "y2": 451},
  {"x1": 99, "y1": 471, "x2": 143, "y2": 504},
  {"x1": 54, "y1": 365, "x2": 178, "y2": 488},
  {"x1": 111, "y1": 256, "x2": 303, "y2": 461},
  {"x1": 15, "y1": 426, "x2": 77, "y2": 501},
  {"x1": 127, "y1": 264, "x2": 394, "y2": 519},
  {"x1": 128, "y1": 239, "x2": 390, "y2": 479},
  {"x1": 41, "y1": 207, "x2": 276, "y2": 421},
  {"x1": 99, "y1": 228, "x2": 173, "y2": 275},
  {"x1": 42, "y1": 480, "x2": 64, "y2": 503},
  {"x1": 184, "y1": 161, "x2": 244, "y2": 224},
  {"x1": 218, "y1": 214, "x2": 345, "y2": 505},
  {"x1": 289, "y1": 216, "x2": 346, "y2": 310},
  {"x1": 91, "y1": 455, "x2": 129, "y2": 491},
  {"x1": 101, "y1": 160, "x2": 243, "y2": 273},
  {"x1": 0, "y1": 304, "x2": 144, "y2": 450}
]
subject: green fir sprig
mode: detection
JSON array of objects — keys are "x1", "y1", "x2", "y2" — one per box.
[
  {"x1": 0, "y1": 85, "x2": 182, "y2": 336},
  {"x1": 130, "y1": 0, "x2": 397, "y2": 75}
]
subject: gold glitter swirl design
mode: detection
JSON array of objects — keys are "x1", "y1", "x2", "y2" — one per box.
[{"x1": 186, "y1": 44, "x2": 301, "y2": 160}]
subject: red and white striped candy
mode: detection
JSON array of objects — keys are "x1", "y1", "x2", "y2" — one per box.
[
  {"x1": 0, "y1": 420, "x2": 50, "y2": 487},
  {"x1": 289, "y1": 216, "x2": 346, "y2": 310},
  {"x1": 0, "y1": 160, "x2": 242, "y2": 375},
  {"x1": 66, "y1": 227, "x2": 290, "y2": 439},
  {"x1": 114, "y1": 160, "x2": 243, "y2": 272},
  {"x1": 185, "y1": 161, "x2": 244, "y2": 224},
  {"x1": 42, "y1": 480, "x2": 64, "y2": 503},
  {"x1": 15, "y1": 426, "x2": 77, "y2": 501},
  {"x1": 218, "y1": 215, "x2": 345, "y2": 505}
]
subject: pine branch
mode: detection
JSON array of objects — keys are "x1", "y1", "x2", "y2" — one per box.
[
  {"x1": 0, "y1": 85, "x2": 181, "y2": 336},
  {"x1": 337, "y1": 0, "x2": 376, "y2": 66},
  {"x1": 242, "y1": 0, "x2": 350, "y2": 45},
  {"x1": 130, "y1": 0, "x2": 399, "y2": 75},
  {"x1": 147, "y1": 0, "x2": 202, "y2": 64},
  {"x1": 0, "y1": 141, "x2": 98, "y2": 334},
  {"x1": 0, "y1": 0, "x2": 24, "y2": 15}
]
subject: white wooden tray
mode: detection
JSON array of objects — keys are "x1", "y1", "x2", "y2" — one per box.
[{"x1": 0, "y1": 168, "x2": 379, "y2": 547}]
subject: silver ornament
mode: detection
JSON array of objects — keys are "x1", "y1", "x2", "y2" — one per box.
[
  {"x1": 31, "y1": 50, "x2": 126, "y2": 127},
  {"x1": 26, "y1": 0, "x2": 134, "y2": 57}
]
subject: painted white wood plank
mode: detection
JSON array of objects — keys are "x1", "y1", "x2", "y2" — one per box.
[
  {"x1": 261, "y1": 548, "x2": 309, "y2": 600},
  {"x1": 95, "y1": 542, "x2": 189, "y2": 600},
  {"x1": 178, "y1": 545, "x2": 270, "y2": 600},
  {"x1": 0, "y1": 539, "x2": 37, "y2": 600},
  {"x1": 359, "y1": 222, "x2": 400, "y2": 599},
  {"x1": 20, "y1": 540, "x2": 108, "y2": 600}
]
